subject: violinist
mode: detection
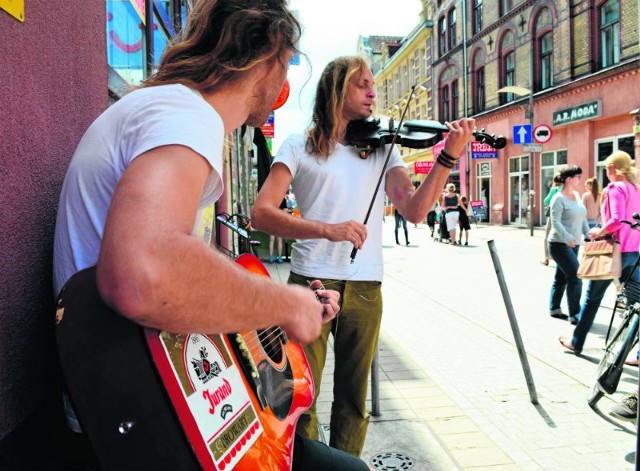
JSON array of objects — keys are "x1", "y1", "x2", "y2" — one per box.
[{"x1": 251, "y1": 55, "x2": 476, "y2": 457}]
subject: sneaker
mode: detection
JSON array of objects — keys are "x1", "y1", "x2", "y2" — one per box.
[
  {"x1": 550, "y1": 309, "x2": 568, "y2": 320},
  {"x1": 268, "y1": 256, "x2": 275, "y2": 264},
  {"x1": 569, "y1": 315, "x2": 578, "y2": 325},
  {"x1": 276, "y1": 256, "x2": 284, "y2": 264},
  {"x1": 610, "y1": 391, "x2": 638, "y2": 424},
  {"x1": 464, "y1": 241, "x2": 468, "y2": 246}
]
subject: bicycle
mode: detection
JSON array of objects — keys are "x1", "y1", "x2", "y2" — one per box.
[{"x1": 587, "y1": 214, "x2": 640, "y2": 407}]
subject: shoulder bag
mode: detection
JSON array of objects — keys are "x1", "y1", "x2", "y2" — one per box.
[{"x1": 577, "y1": 238, "x2": 621, "y2": 280}]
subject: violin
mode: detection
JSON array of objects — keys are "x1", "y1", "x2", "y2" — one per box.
[{"x1": 346, "y1": 117, "x2": 507, "y2": 158}]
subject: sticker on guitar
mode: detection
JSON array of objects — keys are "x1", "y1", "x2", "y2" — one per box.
[{"x1": 153, "y1": 331, "x2": 262, "y2": 470}]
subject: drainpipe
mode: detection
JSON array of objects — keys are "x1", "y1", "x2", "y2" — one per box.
[{"x1": 461, "y1": 0, "x2": 470, "y2": 198}]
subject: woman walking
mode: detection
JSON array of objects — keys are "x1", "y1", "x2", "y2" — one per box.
[
  {"x1": 582, "y1": 177, "x2": 601, "y2": 229},
  {"x1": 560, "y1": 151, "x2": 640, "y2": 353},
  {"x1": 547, "y1": 165, "x2": 590, "y2": 324}
]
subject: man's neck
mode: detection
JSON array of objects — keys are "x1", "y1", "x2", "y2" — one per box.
[{"x1": 200, "y1": 87, "x2": 250, "y2": 134}]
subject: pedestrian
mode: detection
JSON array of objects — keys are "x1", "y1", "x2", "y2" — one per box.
[
  {"x1": 546, "y1": 165, "x2": 590, "y2": 324},
  {"x1": 394, "y1": 207, "x2": 410, "y2": 245},
  {"x1": 560, "y1": 151, "x2": 640, "y2": 354},
  {"x1": 582, "y1": 176, "x2": 601, "y2": 228},
  {"x1": 52, "y1": 2, "x2": 369, "y2": 469},
  {"x1": 442, "y1": 183, "x2": 460, "y2": 245},
  {"x1": 251, "y1": 55, "x2": 476, "y2": 457},
  {"x1": 427, "y1": 201, "x2": 438, "y2": 237},
  {"x1": 541, "y1": 174, "x2": 562, "y2": 265},
  {"x1": 458, "y1": 195, "x2": 471, "y2": 245},
  {"x1": 269, "y1": 196, "x2": 288, "y2": 263}
]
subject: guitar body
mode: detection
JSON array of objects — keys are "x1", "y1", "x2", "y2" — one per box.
[{"x1": 56, "y1": 254, "x2": 313, "y2": 470}]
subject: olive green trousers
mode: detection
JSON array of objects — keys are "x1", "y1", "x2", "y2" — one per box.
[{"x1": 288, "y1": 271, "x2": 383, "y2": 457}]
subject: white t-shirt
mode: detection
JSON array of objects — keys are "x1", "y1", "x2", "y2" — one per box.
[
  {"x1": 53, "y1": 84, "x2": 224, "y2": 296},
  {"x1": 275, "y1": 134, "x2": 405, "y2": 281}
]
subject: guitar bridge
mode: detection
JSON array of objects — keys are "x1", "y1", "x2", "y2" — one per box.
[{"x1": 231, "y1": 333, "x2": 269, "y2": 409}]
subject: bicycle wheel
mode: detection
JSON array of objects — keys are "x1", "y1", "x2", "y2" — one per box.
[{"x1": 587, "y1": 310, "x2": 639, "y2": 407}]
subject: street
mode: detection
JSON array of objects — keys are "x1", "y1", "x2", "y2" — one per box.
[
  {"x1": 264, "y1": 219, "x2": 637, "y2": 470},
  {"x1": 375, "y1": 220, "x2": 636, "y2": 470}
]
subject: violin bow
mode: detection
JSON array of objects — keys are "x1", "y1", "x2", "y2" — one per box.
[{"x1": 350, "y1": 84, "x2": 417, "y2": 263}]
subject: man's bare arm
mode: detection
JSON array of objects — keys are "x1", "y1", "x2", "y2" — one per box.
[
  {"x1": 97, "y1": 146, "x2": 325, "y2": 343},
  {"x1": 251, "y1": 163, "x2": 367, "y2": 248}
]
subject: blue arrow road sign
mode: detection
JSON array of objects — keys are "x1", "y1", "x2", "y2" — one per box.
[{"x1": 512, "y1": 124, "x2": 532, "y2": 144}]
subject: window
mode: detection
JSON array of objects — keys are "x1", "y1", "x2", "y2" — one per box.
[
  {"x1": 500, "y1": 51, "x2": 516, "y2": 103},
  {"x1": 451, "y1": 79, "x2": 459, "y2": 120},
  {"x1": 474, "y1": 66, "x2": 485, "y2": 113},
  {"x1": 596, "y1": 135, "x2": 635, "y2": 185},
  {"x1": 539, "y1": 33, "x2": 553, "y2": 90},
  {"x1": 540, "y1": 150, "x2": 568, "y2": 224},
  {"x1": 499, "y1": 0, "x2": 512, "y2": 17},
  {"x1": 107, "y1": 0, "x2": 174, "y2": 85},
  {"x1": 440, "y1": 85, "x2": 450, "y2": 123},
  {"x1": 448, "y1": 8, "x2": 457, "y2": 49},
  {"x1": 438, "y1": 16, "x2": 447, "y2": 56},
  {"x1": 403, "y1": 65, "x2": 408, "y2": 94},
  {"x1": 382, "y1": 79, "x2": 388, "y2": 109},
  {"x1": 600, "y1": 0, "x2": 620, "y2": 68},
  {"x1": 473, "y1": 0, "x2": 483, "y2": 35}
]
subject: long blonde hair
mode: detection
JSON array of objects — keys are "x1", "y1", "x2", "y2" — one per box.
[
  {"x1": 604, "y1": 151, "x2": 637, "y2": 184},
  {"x1": 306, "y1": 56, "x2": 370, "y2": 157}
]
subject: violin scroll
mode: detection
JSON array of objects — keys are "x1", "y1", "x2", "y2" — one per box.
[{"x1": 472, "y1": 128, "x2": 507, "y2": 149}]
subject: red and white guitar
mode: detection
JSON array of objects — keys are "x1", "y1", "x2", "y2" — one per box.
[{"x1": 56, "y1": 253, "x2": 313, "y2": 470}]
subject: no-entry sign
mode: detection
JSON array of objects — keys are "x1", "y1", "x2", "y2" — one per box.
[{"x1": 533, "y1": 124, "x2": 553, "y2": 144}]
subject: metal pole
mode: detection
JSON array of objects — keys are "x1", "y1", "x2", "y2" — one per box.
[
  {"x1": 528, "y1": 53, "x2": 535, "y2": 237},
  {"x1": 371, "y1": 346, "x2": 380, "y2": 416},
  {"x1": 487, "y1": 240, "x2": 539, "y2": 404}
]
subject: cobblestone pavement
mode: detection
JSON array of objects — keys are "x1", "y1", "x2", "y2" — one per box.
[{"x1": 264, "y1": 221, "x2": 638, "y2": 470}]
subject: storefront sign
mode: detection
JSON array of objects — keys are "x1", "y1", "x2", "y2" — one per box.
[
  {"x1": 260, "y1": 112, "x2": 274, "y2": 138},
  {"x1": 414, "y1": 161, "x2": 433, "y2": 174},
  {"x1": 553, "y1": 100, "x2": 601, "y2": 127},
  {"x1": 471, "y1": 141, "x2": 498, "y2": 159},
  {"x1": 470, "y1": 200, "x2": 486, "y2": 220}
]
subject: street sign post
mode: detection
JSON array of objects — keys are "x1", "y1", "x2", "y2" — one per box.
[{"x1": 523, "y1": 143, "x2": 543, "y2": 153}]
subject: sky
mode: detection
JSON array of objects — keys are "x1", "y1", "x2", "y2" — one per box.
[{"x1": 271, "y1": 0, "x2": 423, "y2": 153}]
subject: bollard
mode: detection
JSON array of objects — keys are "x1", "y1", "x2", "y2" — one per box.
[
  {"x1": 487, "y1": 240, "x2": 539, "y2": 405},
  {"x1": 371, "y1": 347, "x2": 380, "y2": 416}
]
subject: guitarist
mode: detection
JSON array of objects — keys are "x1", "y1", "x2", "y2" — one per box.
[{"x1": 53, "y1": 1, "x2": 368, "y2": 469}]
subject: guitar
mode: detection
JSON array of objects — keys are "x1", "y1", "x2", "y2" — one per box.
[{"x1": 56, "y1": 253, "x2": 313, "y2": 470}]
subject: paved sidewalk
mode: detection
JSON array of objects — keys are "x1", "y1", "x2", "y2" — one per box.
[{"x1": 263, "y1": 221, "x2": 638, "y2": 470}]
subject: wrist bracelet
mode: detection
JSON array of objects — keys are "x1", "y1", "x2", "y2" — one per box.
[
  {"x1": 436, "y1": 154, "x2": 454, "y2": 168},
  {"x1": 439, "y1": 149, "x2": 457, "y2": 162}
]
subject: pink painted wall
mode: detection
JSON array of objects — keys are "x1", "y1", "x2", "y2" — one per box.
[{"x1": 0, "y1": 0, "x2": 107, "y2": 446}]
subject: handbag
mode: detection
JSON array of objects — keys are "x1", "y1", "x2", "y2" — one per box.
[{"x1": 577, "y1": 238, "x2": 622, "y2": 280}]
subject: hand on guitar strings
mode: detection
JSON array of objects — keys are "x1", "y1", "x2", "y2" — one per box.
[{"x1": 308, "y1": 280, "x2": 340, "y2": 323}]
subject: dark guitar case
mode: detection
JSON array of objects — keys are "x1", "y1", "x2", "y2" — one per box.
[{"x1": 55, "y1": 267, "x2": 200, "y2": 470}]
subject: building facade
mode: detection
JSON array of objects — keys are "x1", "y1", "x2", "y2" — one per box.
[{"x1": 375, "y1": 0, "x2": 639, "y2": 225}]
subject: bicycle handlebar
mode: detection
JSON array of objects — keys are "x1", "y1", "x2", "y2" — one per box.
[{"x1": 621, "y1": 212, "x2": 640, "y2": 230}]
